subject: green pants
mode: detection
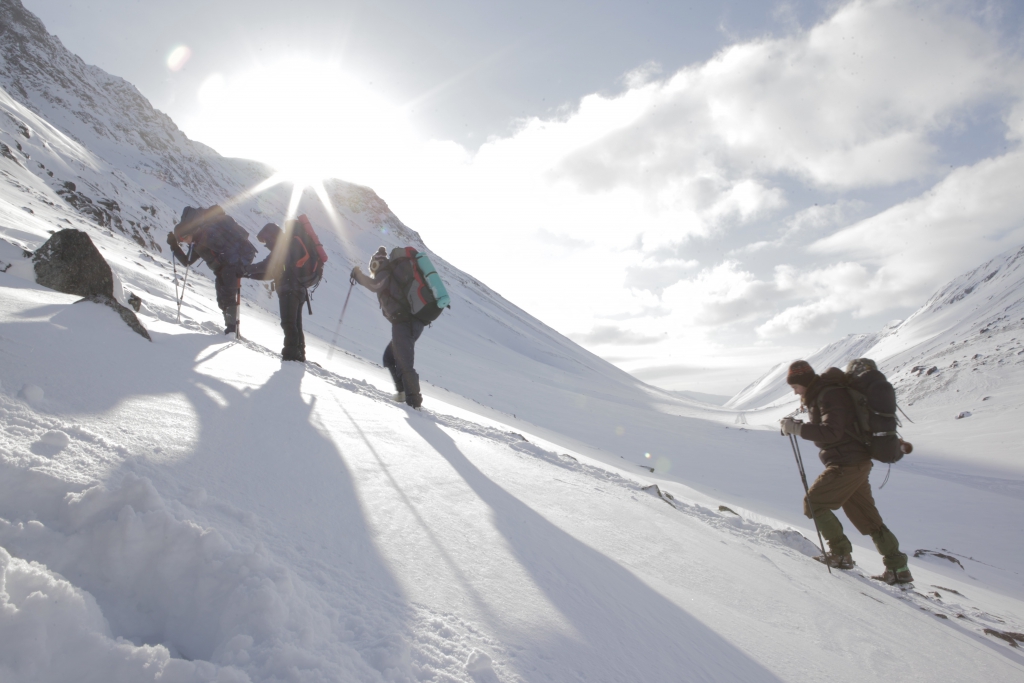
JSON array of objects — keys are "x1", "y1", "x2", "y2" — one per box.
[{"x1": 804, "y1": 460, "x2": 908, "y2": 569}]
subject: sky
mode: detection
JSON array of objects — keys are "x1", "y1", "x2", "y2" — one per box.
[{"x1": 24, "y1": 0, "x2": 1024, "y2": 395}]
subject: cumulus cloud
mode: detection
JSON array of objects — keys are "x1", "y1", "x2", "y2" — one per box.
[
  {"x1": 569, "y1": 325, "x2": 665, "y2": 346},
  {"x1": 187, "y1": 0, "x2": 1024, "y2": 393},
  {"x1": 553, "y1": 0, "x2": 1016, "y2": 198},
  {"x1": 624, "y1": 258, "x2": 699, "y2": 293}
]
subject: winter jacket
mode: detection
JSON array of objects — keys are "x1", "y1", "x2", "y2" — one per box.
[
  {"x1": 246, "y1": 233, "x2": 307, "y2": 293},
  {"x1": 799, "y1": 367, "x2": 871, "y2": 467},
  {"x1": 352, "y1": 264, "x2": 412, "y2": 323}
]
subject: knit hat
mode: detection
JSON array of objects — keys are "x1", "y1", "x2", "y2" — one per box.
[
  {"x1": 368, "y1": 246, "x2": 389, "y2": 274},
  {"x1": 257, "y1": 222, "x2": 281, "y2": 245},
  {"x1": 786, "y1": 360, "x2": 817, "y2": 387}
]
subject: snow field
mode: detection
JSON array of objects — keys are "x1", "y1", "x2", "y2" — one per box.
[{"x1": 1, "y1": 278, "x2": 1023, "y2": 681}]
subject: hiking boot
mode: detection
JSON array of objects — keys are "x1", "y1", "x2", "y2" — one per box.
[
  {"x1": 224, "y1": 323, "x2": 237, "y2": 334},
  {"x1": 872, "y1": 566, "x2": 913, "y2": 585},
  {"x1": 814, "y1": 553, "x2": 855, "y2": 570},
  {"x1": 391, "y1": 391, "x2": 405, "y2": 403}
]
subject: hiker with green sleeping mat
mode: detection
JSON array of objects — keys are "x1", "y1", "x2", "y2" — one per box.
[{"x1": 351, "y1": 246, "x2": 450, "y2": 410}]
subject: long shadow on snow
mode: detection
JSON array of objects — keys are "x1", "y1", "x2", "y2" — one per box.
[
  {"x1": 407, "y1": 415, "x2": 783, "y2": 683},
  {"x1": 0, "y1": 302, "x2": 416, "y2": 674}
]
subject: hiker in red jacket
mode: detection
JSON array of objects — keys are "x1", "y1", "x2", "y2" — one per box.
[{"x1": 244, "y1": 223, "x2": 308, "y2": 361}]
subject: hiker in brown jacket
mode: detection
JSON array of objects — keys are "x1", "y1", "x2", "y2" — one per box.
[{"x1": 780, "y1": 360, "x2": 913, "y2": 584}]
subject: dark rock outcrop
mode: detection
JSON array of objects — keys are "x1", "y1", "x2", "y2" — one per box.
[
  {"x1": 33, "y1": 228, "x2": 114, "y2": 298},
  {"x1": 32, "y1": 228, "x2": 150, "y2": 340}
]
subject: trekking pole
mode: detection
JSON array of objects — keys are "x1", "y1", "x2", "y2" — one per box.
[
  {"x1": 235, "y1": 277, "x2": 243, "y2": 340},
  {"x1": 786, "y1": 428, "x2": 831, "y2": 575},
  {"x1": 175, "y1": 244, "x2": 193, "y2": 323},
  {"x1": 326, "y1": 279, "x2": 356, "y2": 362}
]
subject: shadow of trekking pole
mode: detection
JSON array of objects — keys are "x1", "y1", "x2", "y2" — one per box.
[{"x1": 785, "y1": 425, "x2": 831, "y2": 575}]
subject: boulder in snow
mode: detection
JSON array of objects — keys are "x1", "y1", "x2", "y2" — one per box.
[
  {"x1": 32, "y1": 229, "x2": 150, "y2": 340},
  {"x1": 32, "y1": 228, "x2": 114, "y2": 298}
]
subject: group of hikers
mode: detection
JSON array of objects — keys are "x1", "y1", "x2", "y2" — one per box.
[
  {"x1": 165, "y1": 204, "x2": 914, "y2": 584},
  {"x1": 166, "y1": 204, "x2": 445, "y2": 410}
]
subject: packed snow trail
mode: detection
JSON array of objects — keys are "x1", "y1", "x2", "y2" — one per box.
[{"x1": 2, "y1": 277, "x2": 1023, "y2": 681}]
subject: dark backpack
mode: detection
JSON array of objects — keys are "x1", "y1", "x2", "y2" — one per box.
[
  {"x1": 285, "y1": 214, "x2": 328, "y2": 289},
  {"x1": 387, "y1": 247, "x2": 450, "y2": 324},
  {"x1": 824, "y1": 359, "x2": 903, "y2": 463},
  {"x1": 197, "y1": 206, "x2": 257, "y2": 269}
]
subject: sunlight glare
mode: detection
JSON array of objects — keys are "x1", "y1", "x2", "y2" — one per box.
[{"x1": 186, "y1": 58, "x2": 416, "y2": 188}]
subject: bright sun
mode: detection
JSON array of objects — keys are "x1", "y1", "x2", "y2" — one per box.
[{"x1": 187, "y1": 58, "x2": 415, "y2": 188}]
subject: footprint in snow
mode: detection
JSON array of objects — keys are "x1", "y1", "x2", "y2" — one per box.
[{"x1": 30, "y1": 430, "x2": 71, "y2": 456}]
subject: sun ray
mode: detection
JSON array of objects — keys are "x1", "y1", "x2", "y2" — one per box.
[
  {"x1": 312, "y1": 180, "x2": 349, "y2": 242},
  {"x1": 216, "y1": 172, "x2": 289, "y2": 214}
]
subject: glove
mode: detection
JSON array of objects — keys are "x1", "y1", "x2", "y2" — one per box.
[
  {"x1": 166, "y1": 232, "x2": 178, "y2": 247},
  {"x1": 780, "y1": 416, "x2": 802, "y2": 436},
  {"x1": 351, "y1": 266, "x2": 361, "y2": 280}
]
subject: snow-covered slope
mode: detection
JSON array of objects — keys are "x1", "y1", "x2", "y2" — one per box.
[
  {"x1": 3, "y1": 276, "x2": 1024, "y2": 682},
  {"x1": 725, "y1": 320, "x2": 902, "y2": 411},
  {"x1": 726, "y1": 243, "x2": 1024, "y2": 472},
  {"x1": 3, "y1": 1, "x2": 1024, "y2": 679}
]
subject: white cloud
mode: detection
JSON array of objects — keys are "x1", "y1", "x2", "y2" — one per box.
[{"x1": 184, "y1": 0, "x2": 1024, "y2": 393}]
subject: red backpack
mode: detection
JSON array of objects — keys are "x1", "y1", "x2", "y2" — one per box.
[{"x1": 286, "y1": 214, "x2": 328, "y2": 289}]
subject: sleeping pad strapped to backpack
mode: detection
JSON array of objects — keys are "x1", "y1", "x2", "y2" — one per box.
[
  {"x1": 841, "y1": 358, "x2": 903, "y2": 463},
  {"x1": 388, "y1": 247, "x2": 450, "y2": 323},
  {"x1": 284, "y1": 214, "x2": 328, "y2": 289}
]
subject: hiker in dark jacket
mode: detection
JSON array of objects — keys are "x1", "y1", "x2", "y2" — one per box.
[
  {"x1": 243, "y1": 222, "x2": 308, "y2": 362},
  {"x1": 351, "y1": 246, "x2": 425, "y2": 409},
  {"x1": 167, "y1": 206, "x2": 255, "y2": 334},
  {"x1": 780, "y1": 360, "x2": 912, "y2": 584}
]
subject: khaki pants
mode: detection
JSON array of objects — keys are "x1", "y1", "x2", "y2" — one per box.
[{"x1": 803, "y1": 460, "x2": 884, "y2": 534}]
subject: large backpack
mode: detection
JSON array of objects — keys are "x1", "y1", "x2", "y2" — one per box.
[
  {"x1": 196, "y1": 206, "x2": 257, "y2": 269},
  {"x1": 388, "y1": 247, "x2": 450, "y2": 323},
  {"x1": 285, "y1": 214, "x2": 328, "y2": 289},
  {"x1": 819, "y1": 359, "x2": 903, "y2": 463}
]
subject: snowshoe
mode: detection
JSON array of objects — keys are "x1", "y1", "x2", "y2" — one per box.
[
  {"x1": 814, "y1": 553, "x2": 855, "y2": 570},
  {"x1": 871, "y1": 566, "x2": 913, "y2": 585}
]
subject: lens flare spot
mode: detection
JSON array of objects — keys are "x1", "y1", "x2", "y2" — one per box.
[
  {"x1": 167, "y1": 45, "x2": 192, "y2": 72},
  {"x1": 644, "y1": 452, "x2": 651, "y2": 459},
  {"x1": 615, "y1": 426, "x2": 626, "y2": 436},
  {"x1": 654, "y1": 457, "x2": 672, "y2": 474}
]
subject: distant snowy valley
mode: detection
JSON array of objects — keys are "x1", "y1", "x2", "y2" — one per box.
[{"x1": 2, "y1": 1, "x2": 1023, "y2": 681}]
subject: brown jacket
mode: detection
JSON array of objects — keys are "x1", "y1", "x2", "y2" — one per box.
[{"x1": 800, "y1": 367, "x2": 871, "y2": 467}]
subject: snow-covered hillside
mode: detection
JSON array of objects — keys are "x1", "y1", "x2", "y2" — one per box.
[
  {"x1": 724, "y1": 242, "x2": 1024, "y2": 473},
  {"x1": 726, "y1": 320, "x2": 903, "y2": 411},
  {"x1": 2, "y1": 0, "x2": 1024, "y2": 680}
]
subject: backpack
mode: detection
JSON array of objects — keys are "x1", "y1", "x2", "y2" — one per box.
[
  {"x1": 198, "y1": 206, "x2": 257, "y2": 269},
  {"x1": 819, "y1": 359, "x2": 903, "y2": 463},
  {"x1": 387, "y1": 247, "x2": 450, "y2": 323},
  {"x1": 285, "y1": 214, "x2": 328, "y2": 289}
]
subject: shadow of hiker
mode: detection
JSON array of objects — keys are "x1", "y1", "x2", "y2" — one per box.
[{"x1": 405, "y1": 414, "x2": 784, "y2": 682}]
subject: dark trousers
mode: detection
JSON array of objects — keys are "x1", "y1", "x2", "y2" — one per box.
[
  {"x1": 279, "y1": 289, "x2": 306, "y2": 361},
  {"x1": 384, "y1": 320, "x2": 425, "y2": 406},
  {"x1": 214, "y1": 270, "x2": 240, "y2": 311}
]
